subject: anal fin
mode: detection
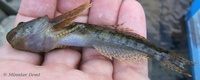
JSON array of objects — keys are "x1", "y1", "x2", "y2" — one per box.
[{"x1": 93, "y1": 43, "x2": 148, "y2": 62}]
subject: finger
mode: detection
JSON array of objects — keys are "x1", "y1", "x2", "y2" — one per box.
[
  {"x1": 18, "y1": 0, "x2": 57, "y2": 18},
  {"x1": 88, "y1": 0, "x2": 121, "y2": 25},
  {"x1": 42, "y1": 49, "x2": 81, "y2": 69},
  {"x1": 80, "y1": 0, "x2": 122, "y2": 78},
  {"x1": 80, "y1": 48, "x2": 113, "y2": 79},
  {"x1": 0, "y1": 42, "x2": 42, "y2": 65},
  {"x1": 113, "y1": 59, "x2": 148, "y2": 80},
  {"x1": 15, "y1": 0, "x2": 57, "y2": 26},
  {"x1": 117, "y1": 1, "x2": 146, "y2": 37},
  {"x1": 57, "y1": 0, "x2": 91, "y2": 23},
  {"x1": 113, "y1": 0, "x2": 149, "y2": 80}
]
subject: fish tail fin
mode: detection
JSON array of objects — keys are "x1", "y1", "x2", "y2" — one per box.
[{"x1": 157, "y1": 51, "x2": 195, "y2": 77}]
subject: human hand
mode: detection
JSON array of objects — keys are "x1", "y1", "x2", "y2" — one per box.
[{"x1": 0, "y1": 0, "x2": 148, "y2": 80}]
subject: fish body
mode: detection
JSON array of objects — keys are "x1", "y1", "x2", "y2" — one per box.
[{"x1": 6, "y1": 2, "x2": 194, "y2": 77}]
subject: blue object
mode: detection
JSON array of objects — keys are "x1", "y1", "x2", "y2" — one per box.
[{"x1": 186, "y1": 0, "x2": 200, "y2": 80}]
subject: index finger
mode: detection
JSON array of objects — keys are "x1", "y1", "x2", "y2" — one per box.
[{"x1": 15, "y1": 0, "x2": 57, "y2": 26}]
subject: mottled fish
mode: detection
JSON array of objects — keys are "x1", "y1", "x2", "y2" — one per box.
[{"x1": 6, "y1": 2, "x2": 194, "y2": 77}]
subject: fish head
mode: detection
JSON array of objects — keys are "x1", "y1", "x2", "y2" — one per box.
[{"x1": 6, "y1": 16, "x2": 56, "y2": 53}]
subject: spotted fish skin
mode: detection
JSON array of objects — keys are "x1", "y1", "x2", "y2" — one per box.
[{"x1": 6, "y1": 2, "x2": 194, "y2": 77}]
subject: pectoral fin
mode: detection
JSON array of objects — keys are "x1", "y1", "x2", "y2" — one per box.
[
  {"x1": 93, "y1": 43, "x2": 147, "y2": 62},
  {"x1": 51, "y1": 1, "x2": 91, "y2": 30}
]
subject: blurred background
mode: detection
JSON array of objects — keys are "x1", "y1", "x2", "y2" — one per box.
[
  {"x1": 137, "y1": 0, "x2": 193, "y2": 80},
  {"x1": 0, "y1": 0, "x2": 194, "y2": 80}
]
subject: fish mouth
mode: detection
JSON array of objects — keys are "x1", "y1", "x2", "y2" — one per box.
[{"x1": 6, "y1": 29, "x2": 17, "y2": 44}]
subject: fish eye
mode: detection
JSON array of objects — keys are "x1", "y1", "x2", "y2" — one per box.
[{"x1": 18, "y1": 22, "x2": 24, "y2": 25}]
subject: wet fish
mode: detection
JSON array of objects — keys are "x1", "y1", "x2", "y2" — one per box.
[{"x1": 6, "y1": 2, "x2": 194, "y2": 77}]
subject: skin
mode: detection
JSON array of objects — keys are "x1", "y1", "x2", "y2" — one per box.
[{"x1": 0, "y1": 0, "x2": 148, "y2": 80}]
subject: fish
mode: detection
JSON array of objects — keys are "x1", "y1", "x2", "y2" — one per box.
[{"x1": 6, "y1": 2, "x2": 194, "y2": 77}]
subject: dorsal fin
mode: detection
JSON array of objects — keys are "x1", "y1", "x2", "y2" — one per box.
[
  {"x1": 51, "y1": 1, "x2": 91, "y2": 30},
  {"x1": 115, "y1": 27, "x2": 167, "y2": 53}
]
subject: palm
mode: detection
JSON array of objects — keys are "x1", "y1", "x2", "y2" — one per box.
[{"x1": 0, "y1": 0, "x2": 148, "y2": 80}]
